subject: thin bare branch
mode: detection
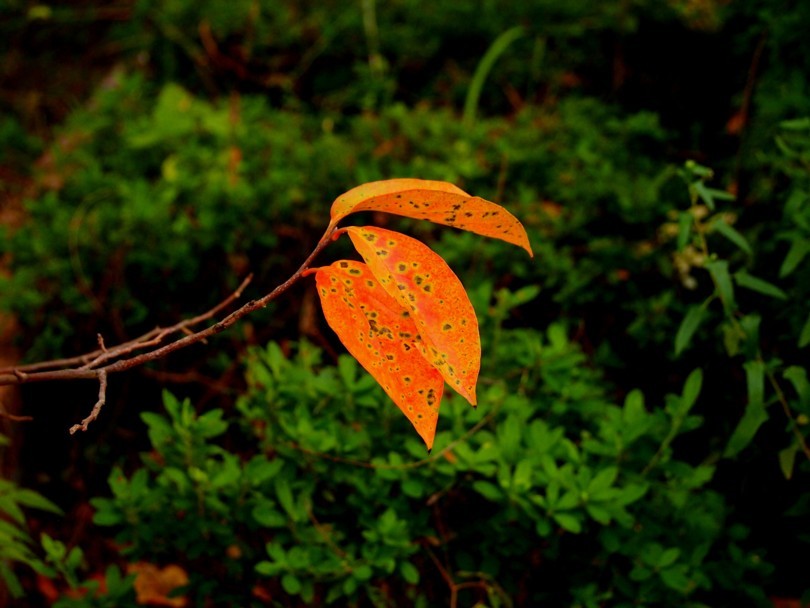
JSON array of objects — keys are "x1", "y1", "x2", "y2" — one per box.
[
  {"x1": 0, "y1": 225, "x2": 336, "y2": 390},
  {"x1": 0, "y1": 273, "x2": 254, "y2": 375},
  {"x1": 69, "y1": 371, "x2": 108, "y2": 434},
  {"x1": 0, "y1": 408, "x2": 33, "y2": 422}
]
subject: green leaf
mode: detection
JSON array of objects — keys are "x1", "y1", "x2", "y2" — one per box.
[
  {"x1": 512, "y1": 459, "x2": 533, "y2": 492},
  {"x1": 255, "y1": 561, "x2": 282, "y2": 576},
  {"x1": 463, "y1": 26, "x2": 525, "y2": 127},
  {"x1": 680, "y1": 368, "x2": 703, "y2": 414},
  {"x1": 733, "y1": 271, "x2": 788, "y2": 300},
  {"x1": 739, "y1": 314, "x2": 762, "y2": 359},
  {"x1": 0, "y1": 495, "x2": 24, "y2": 524},
  {"x1": 780, "y1": 117, "x2": 810, "y2": 130},
  {"x1": 553, "y1": 513, "x2": 582, "y2": 534},
  {"x1": 400, "y1": 561, "x2": 420, "y2": 585},
  {"x1": 783, "y1": 366, "x2": 810, "y2": 408},
  {"x1": 724, "y1": 360, "x2": 768, "y2": 458},
  {"x1": 252, "y1": 503, "x2": 286, "y2": 528},
  {"x1": 353, "y1": 564, "x2": 373, "y2": 581},
  {"x1": 555, "y1": 491, "x2": 580, "y2": 511},
  {"x1": 275, "y1": 478, "x2": 298, "y2": 522},
  {"x1": 616, "y1": 483, "x2": 649, "y2": 506},
  {"x1": 676, "y1": 212, "x2": 692, "y2": 251},
  {"x1": 658, "y1": 547, "x2": 681, "y2": 569},
  {"x1": 585, "y1": 504, "x2": 612, "y2": 525},
  {"x1": 623, "y1": 389, "x2": 646, "y2": 426},
  {"x1": 13, "y1": 489, "x2": 62, "y2": 515},
  {"x1": 712, "y1": 220, "x2": 752, "y2": 255},
  {"x1": 0, "y1": 563, "x2": 24, "y2": 599},
  {"x1": 706, "y1": 260, "x2": 735, "y2": 313},
  {"x1": 281, "y1": 573, "x2": 302, "y2": 595},
  {"x1": 799, "y1": 312, "x2": 810, "y2": 349},
  {"x1": 587, "y1": 467, "x2": 618, "y2": 495},
  {"x1": 675, "y1": 303, "x2": 708, "y2": 356},
  {"x1": 779, "y1": 239, "x2": 810, "y2": 277},
  {"x1": 244, "y1": 457, "x2": 284, "y2": 486},
  {"x1": 659, "y1": 565, "x2": 692, "y2": 593},
  {"x1": 92, "y1": 508, "x2": 122, "y2": 527},
  {"x1": 779, "y1": 442, "x2": 799, "y2": 480}
]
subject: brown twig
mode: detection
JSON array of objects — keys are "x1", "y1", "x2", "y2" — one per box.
[
  {"x1": 0, "y1": 224, "x2": 339, "y2": 431},
  {"x1": 69, "y1": 370, "x2": 107, "y2": 434},
  {"x1": 0, "y1": 409, "x2": 33, "y2": 422},
  {"x1": 1, "y1": 273, "x2": 254, "y2": 375}
]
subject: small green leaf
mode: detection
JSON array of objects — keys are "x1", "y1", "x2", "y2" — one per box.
[
  {"x1": 281, "y1": 573, "x2": 302, "y2": 595},
  {"x1": 587, "y1": 467, "x2": 618, "y2": 495},
  {"x1": 783, "y1": 366, "x2": 810, "y2": 408},
  {"x1": 623, "y1": 389, "x2": 646, "y2": 425},
  {"x1": 680, "y1": 368, "x2": 703, "y2": 414},
  {"x1": 706, "y1": 260, "x2": 735, "y2": 313},
  {"x1": 512, "y1": 459, "x2": 533, "y2": 491},
  {"x1": 0, "y1": 563, "x2": 24, "y2": 600},
  {"x1": 676, "y1": 212, "x2": 692, "y2": 251},
  {"x1": 555, "y1": 491, "x2": 580, "y2": 511},
  {"x1": 553, "y1": 513, "x2": 582, "y2": 534},
  {"x1": 739, "y1": 314, "x2": 762, "y2": 359},
  {"x1": 713, "y1": 220, "x2": 752, "y2": 255},
  {"x1": 616, "y1": 483, "x2": 649, "y2": 506},
  {"x1": 733, "y1": 271, "x2": 788, "y2": 300},
  {"x1": 354, "y1": 564, "x2": 373, "y2": 581},
  {"x1": 779, "y1": 239, "x2": 810, "y2": 277},
  {"x1": 780, "y1": 117, "x2": 810, "y2": 130},
  {"x1": 400, "y1": 561, "x2": 420, "y2": 584},
  {"x1": 585, "y1": 504, "x2": 612, "y2": 525},
  {"x1": 779, "y1": 442, "x2": 799, "y2": 480},
  {"x1": 92, "y1": 508, "x2": 122, "y2": 527},
  {"x1": 401, "y1": 479, "x2": 424, "y2": 498},
  {"x1": 799, "y1": 312, "x2": 810, "y2": 349},
  {"x1": 13, "y1": 490, "x2": 62, "y2": 515},
  {"x1": 659, "y1": 565, "x2": 692, "y2": 592},
  {"x1": 658, "y1": 547, "x2": 681, "y2": 569},
  {"x1": 724, "y1": 360, "x2": 768, "y2": 458},
  {"x1": 275, "y1": 478, "x2": 298, "y2": 522},
  {"x1": 252, "y1": 503, "x2": 286, "y2": 528},
  {"x1": 675, "y1": 303, "x2": 708, "y2": 356}
]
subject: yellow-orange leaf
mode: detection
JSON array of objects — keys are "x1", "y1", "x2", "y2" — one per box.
[
  {"x1": 330, "y1": 178, "x2": 533, "y2": 257},
  {"x1": 127, "y1": 562, "x2": 189, "y2": 607},
  {"x1": 315, "y1": 260, "x2": 444, "y2": 449},
  {"x1": 346, "y1": 226, "x2": 480, "y2": 405}
]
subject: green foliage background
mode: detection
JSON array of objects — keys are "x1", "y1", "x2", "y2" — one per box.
[{"x1": 1, "y1": 0, "x2": 809, "y2": 606}]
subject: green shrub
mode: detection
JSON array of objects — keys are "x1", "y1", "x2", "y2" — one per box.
[
  {"x1": 84, "y1": 310, "x2": 772, "y2": 605},
  {"x1": 0, "y1": 434, "x2": 62, "y2": 599}
]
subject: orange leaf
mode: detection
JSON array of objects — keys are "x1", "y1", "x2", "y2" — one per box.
[
  {"x1": 128, "y1": 562, "x2": 189, "y2": 607},
  {"x1": 315, "y1": 260, "x2": 444, "y2": 449},
  {"x1": 330, "y1": 178, "x2": 533, "y2": 256},
  {"x1": 346, "y1": 226, "x2": 480, "y2": 405}
]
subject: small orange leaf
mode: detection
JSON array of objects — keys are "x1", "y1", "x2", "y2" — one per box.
[
  {"x1": 346, "y1": 226, "x2": 480, "y2": 405},
  {"x1": 330, "y1": 178, "x2": 533, "y2": 256},
  {"x1": 128, "y1": 562, "x2": 189, "y2": 607},
  {"x1": 315, "y1": 260, "x2": 444, "y2": 449}
]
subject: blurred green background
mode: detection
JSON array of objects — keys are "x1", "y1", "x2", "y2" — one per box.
[{"x1": 1, "y1": 1, "x2": 810, "y2": 606}]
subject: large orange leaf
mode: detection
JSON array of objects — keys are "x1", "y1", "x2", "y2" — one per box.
[
  {"x1": 346, "y1": 226, "x2": 480, "y2": 405},
  {"x1": 315, "y1": 260, "x2": 445, "y2": 449},
  {"x1": 330, "y1": 178, "x2": 533, "y2": 256}
]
